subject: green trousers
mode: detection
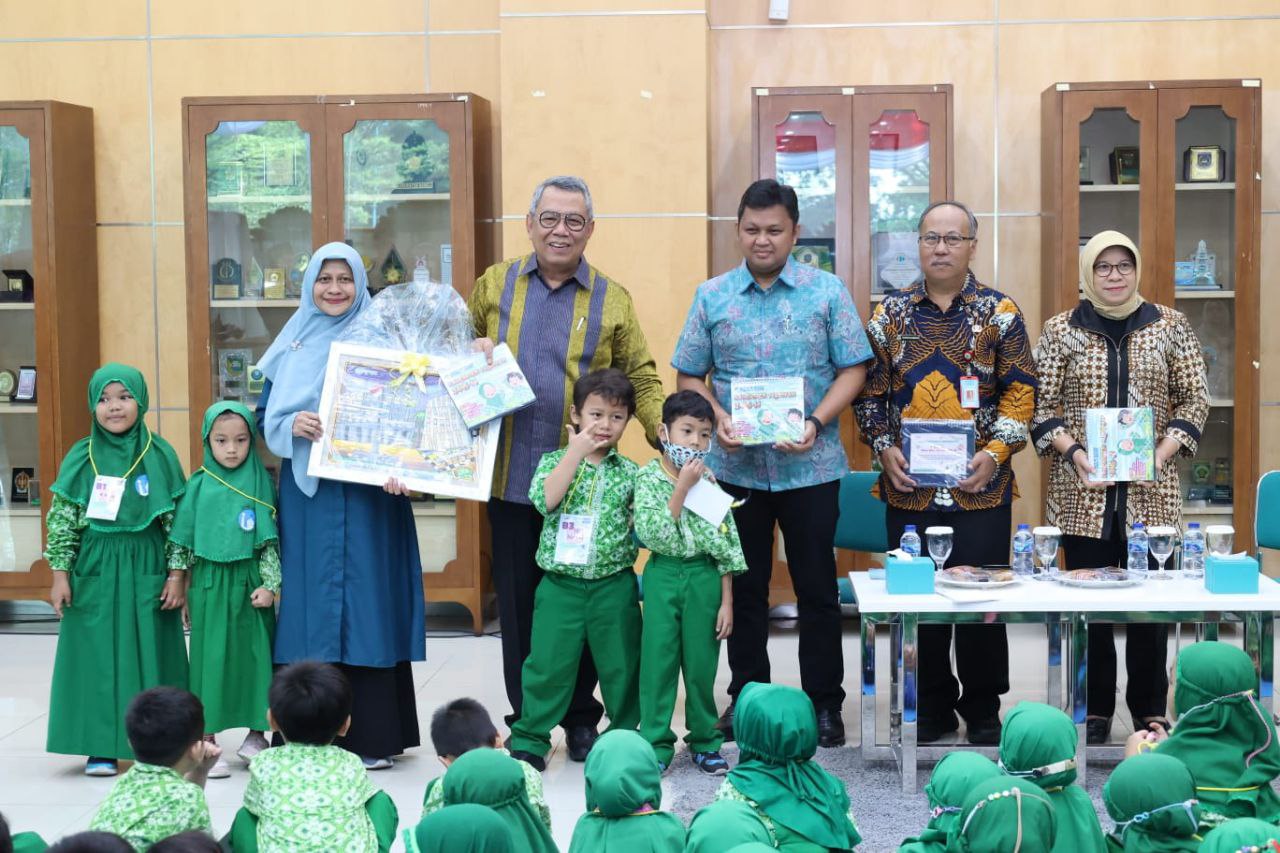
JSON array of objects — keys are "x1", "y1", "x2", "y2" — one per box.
[
  {"x1": 510, "y1": 570, "x2": 642, "y2": 758},
  {"x1": 638, "y1": 553, "x2": 724, "y2": 765}
]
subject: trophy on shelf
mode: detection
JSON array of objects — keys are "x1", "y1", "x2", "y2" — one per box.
[
  {"x1": 10, "y1": 468, "x2": 33, "y2": 503},
  {"x1": 413, "y1": 257, "x2": 431, "y2": 284},
  {"x1": 1, "y1": 269, "x2": 32, "y2": 303},
  {"x1": 1183, "y1": 145, "x2": 1226, "y2": 182},
  {"x1": 1175, "y1": 240, "x2": 1219, "y2": 290},
  {"x1": 1109, "y1": 146, "x2": 1139, "y2": 184},
  {"x1": 1212, "y1": 456, "x2": 1233, "y2": 505},
  {"x1": 393, "y1": 130, "x2": 448, "y2": 194},
  {"x1": 286, "y1": 253, "x2": 310, "y2": 299},
  {"x1": 217, "y1": 348, "x2": 251, "y2": 400},
  {"x1": 1187, "y1": 460, "x2": 1213, "y2": 505},
  {"x1": 264, "y1": 267, "x2": 288, "y2": 299},
  {"x1": 1079, "y1": 146, "x2": 1093, "y2": 185},
  {"x1": 244, "y1": 257, "x2": 264, "y2": 298},
  {"x1": 13, "y1": 366, "x2": 35, "y2": 403},
  {"x1": 210, "y1": 257, "x2": 243, "y2": 300},
  {"x1": 380, "y1": 246, "x2": 407, "y2": 286}
]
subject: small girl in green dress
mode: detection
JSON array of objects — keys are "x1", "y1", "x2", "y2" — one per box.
[
  {"x1": 45, "y1": 363, "x2": 189, "y2": 777},
  {"x1": 170, "y1": 401, "x2": 281, "y2": 778}
]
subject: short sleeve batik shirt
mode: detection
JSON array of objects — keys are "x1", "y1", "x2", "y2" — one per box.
[
  {"x1": 528, "y1": 448, "x2": 639, "y2": 579},
  {"x1": 672, "y1": 258, "x2": 873, "y2": 492},
  {"x1": 89, "y1": 762, "x2": 212, "y2": 851}
]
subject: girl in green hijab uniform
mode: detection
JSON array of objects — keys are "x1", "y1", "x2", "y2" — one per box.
[
  {"x1": 568, "y1": 730, "x2": 684, "y2": 852},
  {"x1": 45, "y1": 364, "x2": 189, "y2": 776},
  {"x1": 899, "y1": 752, "x2": 1003, "y2": 852},
  {"x1": 403, "y1": 804, "x2": 517, "y2": 853},
  {"x1": 1101, "y1": 753, "x2": 1201, "y2": 852},
  {"x1": 686, "y1": 801, "x2": 773, "y2": 853},
  {"x1": 715, "y1": 682, "x2": 861, "y2": 851},
  {"x1": 949, "y1": 777, "x2": 1057, "y2": 853},
  {"x1": 997, "y1": 702, "x2": 1106, "y2": 853},
  {"x1": 170, "y1": 401, "x2": 280, "y2": 774},
  {"x1": 1198, "y1": 817, "x2": 1280, "y2": 853},
  {"x1": 443, "y1": 749, "x2": 559, "y2": 853}
]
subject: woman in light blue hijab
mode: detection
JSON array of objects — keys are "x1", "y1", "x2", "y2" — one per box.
[{"x1": 256, "y1": 242, "x2": 425, "y2": 768}]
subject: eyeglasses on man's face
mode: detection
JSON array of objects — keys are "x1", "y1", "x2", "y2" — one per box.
[
  {"x1": 537, "y1": 211, "x2": 590, "y2": 232},
  {"x1": 1093, "y1": 260, "x2": 1136, "y2": 277},
  {"x1": 918, "y1": 232, "x2": 975, "y2": 249}
]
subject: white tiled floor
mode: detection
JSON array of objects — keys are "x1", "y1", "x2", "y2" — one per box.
[{"x1": 0, "y1": 613, "x2": 1209, "y2": 848}]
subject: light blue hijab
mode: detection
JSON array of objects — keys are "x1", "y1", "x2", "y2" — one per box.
[{"x1": 257, "y1": 241, "x2": 371, "y2": 495}]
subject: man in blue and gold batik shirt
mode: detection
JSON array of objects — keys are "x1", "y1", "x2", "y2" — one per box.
[{"x1": 854, "y1": 200, "x2": 1037, "y2": 747}]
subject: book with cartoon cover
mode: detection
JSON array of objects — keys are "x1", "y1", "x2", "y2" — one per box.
[
  {"x1": 730, "y1": 376, "x2": 805, "y2": 446},
  {"x1": 1085, "y1": 407, "x2": 1156, "y2": 482},
  {"x1": 440, "y1": 343, "x2": 536, "y2": 429}
]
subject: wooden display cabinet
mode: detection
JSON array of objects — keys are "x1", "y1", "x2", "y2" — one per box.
[
  {"x1": 1041, "y1": 79, "x2": 1261, "y2": 545},
  {"x1": 181, "y1": 94, "x2": 495, "y2": 632},
  {"x1": 0, "y1": 101, "x2": 100, "y2": 601}
]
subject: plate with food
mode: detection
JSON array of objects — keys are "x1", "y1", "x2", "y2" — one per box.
[
  {"x1": 1052, "y1": 567, "x2": 1144, "y2": 588},
  {"x1": 935, "y1": 565, "x2": 1019, "y2": 588}
]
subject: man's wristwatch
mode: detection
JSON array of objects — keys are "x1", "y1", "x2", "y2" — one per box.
[{"x1": 805, "y1": 415, "x2": 824, "y2": 434}]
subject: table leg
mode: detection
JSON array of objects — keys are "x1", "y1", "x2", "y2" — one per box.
[
  {"x1": 861, "y1": 617, "x2": 877, "y2": 760},
  {"x1": 1245, "y1": 611, "x2": 1274, "y2": 713},
  {"x1": 901, "y1": 612, "x2": 919, "y2": 793},
  {"x1": 1264, "y1": 616, "x2": 1275, "y2": 715},
  {"x1": 890, "y1": 621, "x2": 902, "y2": 739},
  {"x1": 1069, "y1": 611, "x2": 1088, "y2": 785},
  {"x1": 1046, "y1": 616, "x2": 1063, "y2": 710}
]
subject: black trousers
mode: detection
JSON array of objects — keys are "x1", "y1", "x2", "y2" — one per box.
[
  {"x1": 487, "y1": 498, "x2": 604, "y2": 729},
  {"x1": 722, "y1": 479, "x2": 845, "y2": 712},
  {"x1": 1062, "y1": 529, "x2": 1169, "y2": 721},
  {"x1": 272, "y1": 661, "x2": 421, "y2": 758},
  {"x1": 886, "y1": 504, "x2": 1011, "y2": 724}
]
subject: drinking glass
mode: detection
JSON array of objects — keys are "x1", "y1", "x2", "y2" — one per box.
[
  {"x1": 925, "y1": 526, "x2": 954, "y2": 574},
  {"x1": 1032, "y1": 526, "x2": 1061, "y2": 578},
  {"x1": 1148, "y1": 526, "x2": 1177, "y2": 581},
  {"x1": 1206, "y1": 524, "x2": 1235, "y2": 556}
]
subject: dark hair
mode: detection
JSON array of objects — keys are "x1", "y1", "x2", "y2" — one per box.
[
  {"x1": 147, "y1": 832, "x2": 222, "y2": 853},
  {"x1": 430, "y1": 698, "x2": 500, "y2": 759},
  {"x1": 572, "y1": 368, "x2": 635, "y2": 417},
  {"x1": 46, "y1": 833, "x2": 134, "y2": 853},
  {"x1": 269, "y1": 661, "x2": 352, "y2": 745},
  {"x1": 737, "y1": 179, "x2": 800, "y2": 225},
  {"x1": 125, "y1": 687, "x2": 204, "y2": 767},
  {"x1": 662, "y1": 390, "x2": 714, "y2": 427},
  {"x1": 0, "y1": 812, "x2": 10, "y2": 853}
]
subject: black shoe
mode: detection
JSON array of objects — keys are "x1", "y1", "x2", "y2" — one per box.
[
  {"x1": 817, "y1": 709, "x2": 846, "y2": 748},
  {"x1": 508, "y1": 749, "x2": 546, "y2": 772},
  {"x1": 565, "y1": 725, "x2": 597, "y2": 762},
  {"x1": 964, "y1": 716, "x2": 1002, "y2": 745},
  {"x1": 716, "y1": 701, "x2": 736, "y2": 743},
  {"x1": 1086, "y1": 716, "x2": 1111, "y2": 745},
  {"x1": 917, "y1": 713, "x2": 960, "y2": 744}
]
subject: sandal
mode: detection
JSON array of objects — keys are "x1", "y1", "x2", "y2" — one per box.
[{"x1": 1134, "y1": 715, "x2": 1171, "y2": 734}]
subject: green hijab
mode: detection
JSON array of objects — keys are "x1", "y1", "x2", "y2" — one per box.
[
  {"x1": 442, "y1": 749, "x2": 558, "y2": 853},
  {"x1": 727, "y1": 682, "x2": 861, "y2": 850},
  {"x1": 170, "y1": 401, "x2": 278, "y2": 562},
  {"x1": 403, "y1": 804, "x2": 516, "y2": 853},
  {"x1": 686, "y1": 801, "x2": 772, "y2": 853},
  {"x1": 899, "y1": 752, "x2": 1002, "y2": 851},
  {"x1": 50, "y1": 363, "x2": 186, "y2": 533},
  {"x1": 998, "y1": 702, "x2": 1106, "y2": 853},
  {"x1": 1198, "y1": 817, "x2": 1280, "y2": 853},
  {"x1": 1156, "y1": 641, "x2": 1280, "y2": 821},
  {"x1": 568, "y1": 730, "x2": 684, "y2": 852},
  {"x1": 949, "y1": 776, "x2": 1057, "y2": 853},
  {"x1": 1101, "y1": 753, "x2": 1201, "y2": 852}
]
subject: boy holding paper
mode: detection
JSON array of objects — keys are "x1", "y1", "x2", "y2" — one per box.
[{"x1": 634, "y1": 390, "x2": 748, "y2": 774}]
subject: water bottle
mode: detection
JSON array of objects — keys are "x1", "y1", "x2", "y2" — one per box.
[
  {"x1": 1011, "y1": 524, "x2": 1035, "y2": 577},
  {"x1": 1127, "y1": 523, "x2": 1150, "y2": 574},
  {"x1": 900, "y1": 525, "x2": 922, "y2": 558},
  {"x1": 1183, "y1": 522, "x2": 1205, "y2": 578}
]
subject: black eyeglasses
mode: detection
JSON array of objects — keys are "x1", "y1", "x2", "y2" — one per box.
[
  {"x1": 1093, "y1": 260, "x2": 1136, "y2": 277},
  {"x1": 919, "y1": 232, "x2": 975, "y2": 248},
  {"x1": 537, "y1": 211, "x2": 589, "y2": 232}
]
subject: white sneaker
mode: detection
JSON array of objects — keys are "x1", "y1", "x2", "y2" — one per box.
[
  {"x1": 207, "y1": 757, "x2": 231, "y2": 779},
  {"x1": 361, "y1": 756, "x2": 394, "y2": 771},
  {"x1": 237, "y1": 731, "x2": 270, "y2": 763}
]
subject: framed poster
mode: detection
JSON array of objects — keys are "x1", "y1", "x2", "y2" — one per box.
[{"x1": 307, "y1": 343, "x2": 499, "y2": 501}]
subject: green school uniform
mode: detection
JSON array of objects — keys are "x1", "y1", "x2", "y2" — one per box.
[
  {"x1": 634, "y1": 459, "x2": 747, "y2": 765},
  {"x1": 442, "y1": 749, "x2": 558, "y2": 853},
  {"x1": 568, "y1": 730, "x2": 685, "y2": 853},
  {"x1": 88, "y1": 762, "x2": 212, "y2": 852},
  {"x1": 404, "y1": 804, "x2": 517, "y2": 853},
  {"x1": 10, "y1": 832, "x2": 47, "y2": 853},
  {"x1": 45, "y1": 364, "x2": 189, "y2": 760},
  {"x1": 685, "y1": 801, "x2": 773, "y2": 853},
  {"x1": 1198, "y1": 817, "x2": 1280, "y2": 853},
  {"x1": 509, "y1": 448, "x2": 642, "y2": 759},
  {"x1": 1101, "y1": 753, "x2": 1202, "y2": 852},
  {"x1": 421, "y1": 748, "x2": 552, "y2": 830},
  {"x1": 170, "y1": 401, "x2": 279, "y2": 732},
  {"x1": 898, "y1": 752, "x2": 1002, "y2": 852},
  {"x1": 948, "y1": 777, "x2": 1057, "y2": 853}
]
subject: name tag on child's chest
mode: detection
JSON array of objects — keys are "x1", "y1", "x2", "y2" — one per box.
[
  {"x1": 959, "y1": 375, "x2": 980, "y2": 409},
  {"x1": 555, "y1": 514, "x2": 596, "y2": 565},
  {"x1": 86, "y1": 475, "x2": 127, "y2": 520}
]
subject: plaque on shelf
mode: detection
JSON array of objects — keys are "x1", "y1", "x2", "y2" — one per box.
[
  {"x1": 1109, "y1": 146, "x2": 1139, "y2": 184},
  {"x1": 245, "y1": 257, "x2": 264, "y2": 298},
  {"x1": 1, "y1": 268, "x2": 33, "y2": 303},
  {"x1": 1212, "y1": 456, "x2": 1233, "y2": 505},
  {"x1": 0, "y1": 369, "x2": 15, "y2": 399},
  {"x1": 264, "y1": 146, "x2": 295, "y2": 188},
  {"x1": 286, "y1": 253, "x2": 309, "y2": 298},
  {"x1": 413, "y1": 257, "x2": 431, "y2": 284},
  {"x1": 1183, "y1": 145, "x2": 1226, "y2": 183},
  {"x1": 10, "y1": 468, "x2": 33, "y2": 504},
  {"x1": 791, "y1": 238, "x2": 834, "y2": 274},
  {"x1": 28, "y1": 477, "x2": 40, "y2": 508},
  {"x1": 246, "y1": 363, "x2": 266, "y2": 396},
  {"x1": 875, "y1": 232, "x2": 921, "y2": 290},
  {"x1": 211, "y1": 257, "x2": 243, "y2": 300},
  {"x1": 13, "y1": 366, "x2": 35, "y2": 403},
  {"x1": 1079, "y1": 146, "x2": 1093, "y2": 184},
  {"x1": 1192, "y1": 460, "x2": 1212, "y2": 485},
  {"x1": 264, "y1": 268, "x2": 288, "y2": 299},
  {"x1": 217, "y1": 348, "x2": 251, "y2": 399},
  {"x1": 393, "y1": 130, "x2": 448, "y2": 194},
  {"x1": 381, "y1": 246, "x2": 407, "y2": 286}
]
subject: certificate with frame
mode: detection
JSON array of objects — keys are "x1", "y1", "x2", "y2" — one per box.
[
  {"x1": 901, "y1": 418, "x2": 974, "y2": 487},
  {"x1": 308, "y1": 342, "x2": 499, "y2": 501}
]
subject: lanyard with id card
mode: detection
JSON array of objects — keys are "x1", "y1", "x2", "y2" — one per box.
[
  {"x1": 84, "y1": 427, "x2": 154, "y2": 521},
  {"x1": 959, "y1": 312, "x2": 982, "y2": 409},
  {"x1": 553, "y1": 463, "x2": 603, "y2": 566}
]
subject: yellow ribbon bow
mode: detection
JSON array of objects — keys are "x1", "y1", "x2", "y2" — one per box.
[{"x1": 391, "y1": 353, "x2": 432, "y2": 391}]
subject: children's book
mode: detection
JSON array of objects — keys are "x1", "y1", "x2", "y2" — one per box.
[
  {"x1": 730, "y1": 376, "x2": 805, "y2": 446},
  {"x1": 439, "y1": 343, "x2": 536, "y2": 429},
  {"x1": 1085, "y1": 407, "x2": 1156, "y2": 482}
]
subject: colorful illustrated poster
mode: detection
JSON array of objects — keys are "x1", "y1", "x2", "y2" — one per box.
[
  {"x1": 308, "y1": 343, "x2": 499, "y2": 501},
  {"x1": 1085, "y1": 407, "x2": 1156, "y2": 482},
  {"x1": 439, "y1": 343, "x2": 536, "y2": 429},
  {"x1": 730, "y1": 376, "x2": 805, "y2": 446},
  {"x1": 901, "y1": 418, "x2": 975, "y2": 487}
]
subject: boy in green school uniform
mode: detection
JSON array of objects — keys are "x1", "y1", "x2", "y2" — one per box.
[
  {"x1": 508, "y1": 369, "x2": 643, "y2": 770},
  {"x1": 635, "y1": 390, "x2": 748, "y2": 774}
]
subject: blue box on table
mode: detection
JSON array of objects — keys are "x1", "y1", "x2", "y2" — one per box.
[
  {"x1": 886, "y1": 555, "x2": 935, "y2": 594},
  {"x1": 1204, "y1": 554, "x2": 1260, "y2": 594}
]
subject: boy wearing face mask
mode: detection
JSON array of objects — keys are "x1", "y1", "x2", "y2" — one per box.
[{"x1": 634, "y1": 390, "x2": 748, "y2": 775}]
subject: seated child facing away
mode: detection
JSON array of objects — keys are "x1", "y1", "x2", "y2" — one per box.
[
  {"x1": 403, "y1": 804, "x2": 516, "y2": 853},
  {"x1": 421, "y1": 698, "x2": 550, "y2": 829},
  {"x1": 998, "y1": 701, "x2": 1106, "y2": 853},
  {"x1": 567, "y1": 730, "x2": 685, "y2": 853},
  {"x1": 508, "y1": 369, "x2": 643, "y2": 770},
  {"x1": 714, "y1": 683, "x2": 861, "y2": 851},
  {"x1": 1102, "y1": 753, "x2": 1202, "y2": 851},
  {"x1": 634, "y1": 390, "x2": 747, "y2": 775},
  {"x1": 1197, "y1": 817, "x2": 1280, "y2": 853},
  {"x1": 1, "y1": 810, "x2": 48, "y2": 853},
  {"x1": 231, "y1": 661, "x2": 397, "y2": 853},
  {"x1": 45, "y1": 833, "x2": 133, "y2": 853},
  {"x1": 948, "y1": 777, "x2": 1057, "y2": 853},
  {"x1": 1126, "y1": 640, "x2": 1280, "y2": 825},
  {"x1": 441, "y1": 750, "x2": 558, "y2": 853},
  {"x1": 898, "y1": 752, "x2": 1002, "y2": 852},
  {"x1": 88, "y1": 687, "x2": 218, "y2": 852},
  {"x1": 685, "y1": 801, "x2": 772, "y2": 853}
]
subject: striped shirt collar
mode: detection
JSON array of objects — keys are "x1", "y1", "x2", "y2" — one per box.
[
  {"x1": 518, "y1": 253, "x2": 593, "y2": 291},
  {"x1": 731, "y1": 257, "x2": 799, "y2": 293}
]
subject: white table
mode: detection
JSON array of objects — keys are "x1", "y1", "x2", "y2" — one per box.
[{"x1": 850, "y1": 571, "x2": 1280, "y2": 791}]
